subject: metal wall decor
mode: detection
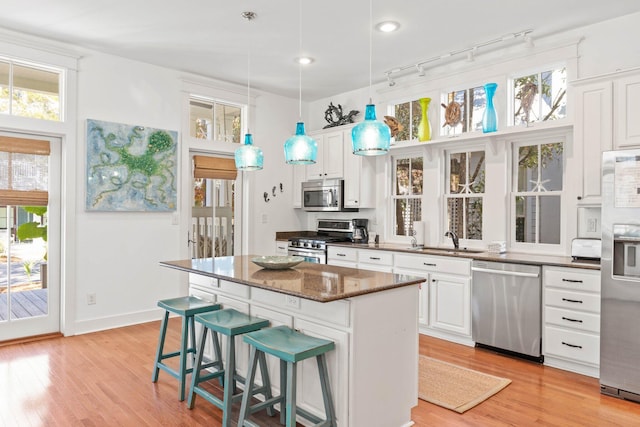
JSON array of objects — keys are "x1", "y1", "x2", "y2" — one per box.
[{"x1": 323, "y1": 102, "x2": 359, "y2": 128}]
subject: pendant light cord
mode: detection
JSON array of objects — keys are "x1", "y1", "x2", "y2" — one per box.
[
  {"x1": 368, "y1": 0, "x2": 373, "y2": 104},
  {"x1": 298, "y1": 0, "x2": 303, "y2": 120},
  {"x1": 247, "y1": 49, "x2": 251, "y2": 134}
]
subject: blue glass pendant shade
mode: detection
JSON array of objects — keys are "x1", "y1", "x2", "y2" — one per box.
[
  {"x1": 284, "y1": 122, "x2": 317, "y2": 164},
  {"x1": 351, "y1": 104, "x2": 391, "y2": 156},
  {"x1": 482, "y1": 82, "x2": 498, "y2": 133},
  {"x1": 234, "y1": 133, "x2": 264, "y2": 171}
]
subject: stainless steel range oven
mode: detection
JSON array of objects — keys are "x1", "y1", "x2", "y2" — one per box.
[{"x1": 287, "y1": 219, "x2": 359, "y2": 263}]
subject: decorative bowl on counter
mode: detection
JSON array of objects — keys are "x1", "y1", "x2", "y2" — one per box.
[{"x1": 251, "y1": 255, "x2": 304, "y2": 270}]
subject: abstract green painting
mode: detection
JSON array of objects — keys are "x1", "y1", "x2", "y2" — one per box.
[{"x1": 86, "y1": 119, "x2": 177, "y2": 211}]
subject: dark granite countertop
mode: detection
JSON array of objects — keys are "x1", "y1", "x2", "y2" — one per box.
[
  {"x1": 160, "y1": 255, "x2": 425, "y2": 303},
  {"x1": 328, "y1": 242, "x2": 601, "y2": 271}
]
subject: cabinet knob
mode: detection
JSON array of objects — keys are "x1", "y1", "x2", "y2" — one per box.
[{"x1": 577, "y1": 196, "x2": 582, "y2": 200}]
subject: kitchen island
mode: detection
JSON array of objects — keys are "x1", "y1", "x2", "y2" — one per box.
[{"x1": 161, "y1": 256, "x2": 424, "y2": 427}]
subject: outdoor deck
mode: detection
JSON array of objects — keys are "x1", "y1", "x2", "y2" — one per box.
[{"x1": 0, "y1": 289, "x2": 48, "y2": 320}]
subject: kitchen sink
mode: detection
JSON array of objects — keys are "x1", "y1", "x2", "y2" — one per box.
[{"x1": 405, "y1": 246, "x2": 484, "y2": 254}]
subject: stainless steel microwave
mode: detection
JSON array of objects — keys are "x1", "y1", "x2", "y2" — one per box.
[{"x1": 301, "y1": 180, "x2": 357, "y2": 212}]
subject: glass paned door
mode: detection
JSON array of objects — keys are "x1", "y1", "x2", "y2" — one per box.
[
  {"x1": 191, "y1": 177, "x2": 236, "y2": 258},
  {"x1": 0, "y1": 206, "x2": 48, "y2": 321},
  {"x1": 0, "y1": 133, "x2": 60, "y2": 342}
]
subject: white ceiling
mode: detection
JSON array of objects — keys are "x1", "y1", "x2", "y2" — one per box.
[{"x1": 1, "y1": 1, "x2": 639, "y2": 101}]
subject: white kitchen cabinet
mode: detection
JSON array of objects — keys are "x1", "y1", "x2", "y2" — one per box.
[
  {"x1": 342, "y1": 128, "x2": 376, "y2": 209},
  {"x1": 615, "y1": 73, "x2": 640, "y2": 148},
  {"x1": 394, "y1": 252, "x2": 472, "y2": 341},
  {"x1": 429, "y1": 272, "x2": 471, "y2": 338},
  {"x1": 248, "y1": 305, "x2": 294, "y2": 398},
  {"x1": 543, "y1": 266, "x2": 600, "y2": 378},
  {"x1": 357, "y1": 249, "x2": 393, "y2": 272},
  {"x1": 574, "y1": 80, "x2": 613, "y2": 204},
  {"x1": 274, "y1": 240, "x2": 288, "y2": 255},
  {"x1": 326, "y1": 245, "x2": 358, "y2": 268},
  {"x1": 294, "y1": 317, "x2": 349, "y2": 424},
  {"x1": 292, "y1": 164, "x2": 306, "y2": 208},
  {"x1": 306, "y1": 131, "x2": 344, "y2": 180},
  {"x1": 394, "y1": 266, "x2": 429, "y2": 327}
]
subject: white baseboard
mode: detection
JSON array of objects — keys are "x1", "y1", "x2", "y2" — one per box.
[
  {"x1": 71, "y1": 307, "x2": 163, "y2": 335},
  {"x1": 419, "y1": 327, "x2": 475, "y2": 347}
]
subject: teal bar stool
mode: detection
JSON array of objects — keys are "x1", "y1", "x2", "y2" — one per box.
[
  {"x1": 188, "y1": 308, "x2": 275, "y2": 427},
  {"x1": 151, "y1": 296, "x2": 221, "y2": 401},
  {"x1": 239, "y1": 325, "x2": 336, "y2": 427}
]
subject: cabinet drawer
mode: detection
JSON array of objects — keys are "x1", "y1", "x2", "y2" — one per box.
[
  {"x1": 327, "y1": 246, "x2": 357, "y2": 262},
  {"x1": 251, "y1": 287, "x2": 350, "y2": 328},
  {"x1": 189, "y1": 273, "x2": 218, "y2": 288},
  {"x1": 545, "y1": 288, "x2": 600, "y2": 313},
  {"x1": 394, "y1": 253, "x2": 470, "y2": 276},
  {"x1": 189, "y1": 286, "x2": 217, "y2": 303},
  {"x1": 358, "y1": 249, "x2": 393, "y2": 265},
  {"x1": 545, "y1": 306, "x2": 600, "y2": 333},
  {"x1": 216, "y1": 294, "x2": 250, "y2": 313},
  {"x1": 544, "y1": 267, "x2": 600, "y2": 292},
  {"x1": 544, "y1": 325, "x2": 600, "y2": 365},
  {"x1": 219, "y1": 279, "x2": 250, "y2": 299}
]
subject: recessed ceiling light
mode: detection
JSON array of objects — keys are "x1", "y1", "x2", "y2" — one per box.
[
  {"x1": 375, "y1": 21, "x2": 400, "y2": 33},
  {"x1": 296, "y1": 57, "x2": 314, "y2": 65}
]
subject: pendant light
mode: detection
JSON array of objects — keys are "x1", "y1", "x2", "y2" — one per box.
[
  {"x1": 284, "y1": 0, "x2": 317, "y2": 165},
  {"x1": 351, "y1": 0, "x2": 391, "y2": 156},
  {"x1": 235, "y1": 12, "x2": 264, "y2": 171}
]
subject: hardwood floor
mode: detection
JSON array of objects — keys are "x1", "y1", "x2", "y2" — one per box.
[{"x1": 1, "y1": 319, "x2": 639, "y2": 426}]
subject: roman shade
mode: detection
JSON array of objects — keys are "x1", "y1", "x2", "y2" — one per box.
[
  {"x1": 193, "y1": 155, "x2": 237, "y2": 180},
  {"x1": 0, "y1": 136, "x2": 50, "y2": 207}
]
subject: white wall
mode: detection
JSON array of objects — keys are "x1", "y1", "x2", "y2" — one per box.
[
  {"x1": 72, "y1": 53, "x2": 303, "y2": 333},
  {"x1": 73, "y1": 52, "x2": 184, "y2": 332},
  {"x1": 247, "y1": 91, "x2": 305, "y2": 256}
]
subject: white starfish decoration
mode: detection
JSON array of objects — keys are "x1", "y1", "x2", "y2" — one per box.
[
  {"x1": 458, "y1": 180, "x2": 478, "y2": 193},
  {"x1": 530, "y1": 179, "x2": 550, "y2": 192}
]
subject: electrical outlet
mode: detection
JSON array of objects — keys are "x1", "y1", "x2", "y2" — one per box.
[
  {"x1": 587, "y1": 218, "x2": 598, "y2": 233},
  {"x1": 285, "y1": 295, "x2": 300, "y2": 308},
  {"x1": 87, "y1": 293, "x2": 96, "y2": 305}
]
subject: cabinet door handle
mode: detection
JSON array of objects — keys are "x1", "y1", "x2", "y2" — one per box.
[
  {"x1": 562, "y1": 278, "x2": 583, "y2": 283},
  {"x1": 562, "y1": 316, "x2": 583, "y2": 323},
  {"x1": 562, "y1": 298, "x2": 583, "y2": 304},
  {"x1": 423, "y1": 263, "x2": 437, "y2": 267},
  {"x1": 337, "y1": 253, "x2": 346, "y2": 257},
  {"x1": 370, "y1": 257, "x2": 381, "y2": 261},
  {"x1": 562, "y1": 341, "x2": 583, "y2": 349}
]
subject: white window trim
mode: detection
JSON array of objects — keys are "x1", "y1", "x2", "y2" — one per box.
[
  {"x1": 507, "y1": 61, "x2": 568, "y2": 128},
  {"x1": 388, "y1": 149, "x2": 424, "y2": 243},
  {"x1": 444, "y1": 146, "x2": 486, "y2": 245},
  {"x1": 509, "y1": 130, "x2": 568, "y2": 254}
]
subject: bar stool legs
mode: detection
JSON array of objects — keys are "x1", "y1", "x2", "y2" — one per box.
[
  {"x1": 188, "y1": 309, "x2": 274, "y2": 427},
  {"x1": 239, "y1": 325, "x2": 336, "y2": 427},
  {"x1": 151, "y1": 296, "x2": 220, "y2": 401}
]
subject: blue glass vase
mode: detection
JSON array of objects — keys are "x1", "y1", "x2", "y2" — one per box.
[
  {"x1": 284, "y1": 122, "x2": 317, "y2": 165},
  {"x1": 234, "y1": 133, "x2": 264, "y2": 171},
  {"x1": 351, "y1": 104, "x2": 391, "y2": 156},
  {"x1": 482, "y1": 83, "x2": 498, "y2": 133}
]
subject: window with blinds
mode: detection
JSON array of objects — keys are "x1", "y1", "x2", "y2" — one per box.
[{"x1": 0, "y1": 136, "x2": 50, "y2": 206}]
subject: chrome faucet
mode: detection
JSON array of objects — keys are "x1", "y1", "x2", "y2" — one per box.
[{"x1": 444, "y1": 230, "x2": 459, "y2": 249}]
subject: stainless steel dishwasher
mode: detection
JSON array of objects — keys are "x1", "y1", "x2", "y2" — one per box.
[{"x1": 471, "y1": 260, "x2": 543, "y2": 362}]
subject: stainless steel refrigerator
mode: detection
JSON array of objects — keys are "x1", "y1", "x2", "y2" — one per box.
[{"x1": 601, "y1": 149, "x2": 640, "y2": 403}]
